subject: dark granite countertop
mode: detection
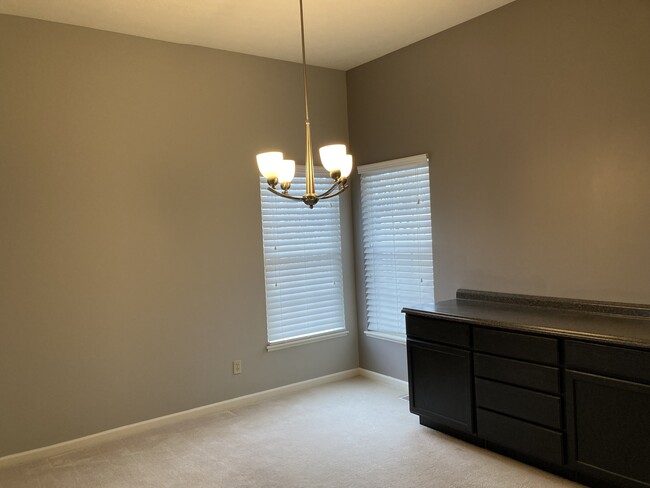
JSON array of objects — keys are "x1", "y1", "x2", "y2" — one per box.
[{"x1": 402, "y1": 290, "x2": 650, "y2": 350}]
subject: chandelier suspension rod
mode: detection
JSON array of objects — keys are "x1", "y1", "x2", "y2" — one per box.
[
  {"x1": 299, "y1": 0, "x2": 310, "y2": 124},
  {"x1": 299, "y1": 0, "x2": 316, "y2": 197}
]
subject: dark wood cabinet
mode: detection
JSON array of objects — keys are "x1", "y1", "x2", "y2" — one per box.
[
  {"x1": 475, "y1": 378, "x2": 562, "y2": 430},
  {"x1": 565, "y1": 341, "x2": 650, "y2": 488},
  {"x1": 407, "y1": 338, "x2": 474, "y2": 434},
  {"x1": 474, "y1": 327, "x2": 559, "y2": 364},
  {"x1": 472, "y1": 328, "x2": 565, "y2": 467},
  {"x1": 405, "y1": 306, "x2": 650, "y2": 488},
  {"x1": 476, "y1": 408, "x2": 565, "y2": 465},
  {"x1": 474, "y1": 353, "x2": 560, "y2": 394},
  {"x1": 406, "y1": 316, "x2": 474, "y2": 435}
]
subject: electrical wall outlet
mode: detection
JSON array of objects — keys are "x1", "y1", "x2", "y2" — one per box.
[{"x1": 232, "y1": 360, "x2": 242, "y2": 375}]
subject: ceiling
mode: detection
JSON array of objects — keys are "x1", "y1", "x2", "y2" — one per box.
[{"x1": 0, "y1": 0, "x2": 515, "y2": 70}]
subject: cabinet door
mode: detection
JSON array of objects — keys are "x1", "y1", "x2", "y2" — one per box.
[
  {"x1": 565, "y1": 371, "x2": 650, "y2": 488},
  {"x1": 407, "y1": 338, "x2": 474, "y2": 434}
]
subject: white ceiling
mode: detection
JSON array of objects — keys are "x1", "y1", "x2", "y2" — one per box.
[{"x1": 0, "y1": 0, "x2": 515, "y2": 70}]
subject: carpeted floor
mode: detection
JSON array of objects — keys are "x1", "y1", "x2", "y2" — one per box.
[{"x1": 0, "y1": 376, "x2": 583, "y2": 487}]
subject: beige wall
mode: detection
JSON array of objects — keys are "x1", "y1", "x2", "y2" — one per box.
[
  {"x1": 347, "y1": 0, "x2": 650, "y2": 379},
  {"x1": 0, "y1": 15, "x2": 358, "y2": 457}
]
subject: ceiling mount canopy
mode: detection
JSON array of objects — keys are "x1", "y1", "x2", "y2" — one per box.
[{"x1": 256, "y1": 0, "x2": 352, "y2": 208}]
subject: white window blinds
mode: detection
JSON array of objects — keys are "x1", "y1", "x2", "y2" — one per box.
[
  {"x1": 358, "y1": 154, "x2": 434, "y2": 337},
  {"x1": 260, "y1": 169, "x2": 345, "y2": 345}
]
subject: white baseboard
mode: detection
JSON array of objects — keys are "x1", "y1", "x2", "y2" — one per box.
[
  {"x1": 0, "y1": 368, "x2": 360, "y2": 469},
  {"x1": 358, "y1": 368, "x2": 408, "y2": 389}
]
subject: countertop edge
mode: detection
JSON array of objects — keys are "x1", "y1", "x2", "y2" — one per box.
[{"x1": 402, "y1": 305, "x2": 650, "y2": 350}]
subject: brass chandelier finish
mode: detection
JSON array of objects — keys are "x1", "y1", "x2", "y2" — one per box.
[{"x1": 256, "y1": 0, "x2": 352, "y2": 208}]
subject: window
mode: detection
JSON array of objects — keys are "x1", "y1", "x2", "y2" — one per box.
[
  {"x1": 358, "y1": 154, "x2": 434, "y2": 340},
  {"x1": 259, "y1": 168, "x2": 346, "y2": 350}
]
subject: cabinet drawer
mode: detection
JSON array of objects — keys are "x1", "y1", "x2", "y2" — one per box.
[
  {"x1": 475, "y1": 378, "x2": 562, "y2": 429},
  {"x1": 474, "y1": 327, "x2": 558, "y2": 364},
  {"x1": 477, "y1": 408, "x2": 564, "y2": 465},
  {"x1": 406, "y1": 315, "x2": 470, "y2": 348},
  {"x1": 474, "y1": 353, "x2": 560, "y2": 394},
  {"x1": 565, "y1": 340, "x2": 650, "y2": 384}
]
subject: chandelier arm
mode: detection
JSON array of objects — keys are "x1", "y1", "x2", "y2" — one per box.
[
  {"x1": 267, "y1": 187, "x2": 305, "y2": 201},
  {"x1": 315, "y1": 180, "x2": 343, "y2": 198},
  {"x1": 318, "y1": 184, "x2": 349, "y2": 200}
]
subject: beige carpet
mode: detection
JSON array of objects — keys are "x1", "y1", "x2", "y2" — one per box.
[{"x1": 0, "y1": 376, "x2": 583, "y2": 487}]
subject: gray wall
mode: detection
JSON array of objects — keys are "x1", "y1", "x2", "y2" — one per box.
[
  {"x1": 347, "y1": 0, "x2": 650, "y2": 379},
  {"x1": 0, "y1": 15, "x2": 358, "y2": 457}
]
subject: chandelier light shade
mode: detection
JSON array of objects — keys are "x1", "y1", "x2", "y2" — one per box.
[{"x1": 256, "y1": 0, "x2": 352, "y2": 208}]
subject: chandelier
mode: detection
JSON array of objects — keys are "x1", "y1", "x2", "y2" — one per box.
[{"x1": 256, "y1": 0, "x2": 353, "y2": 208}]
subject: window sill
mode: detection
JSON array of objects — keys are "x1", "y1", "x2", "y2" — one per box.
[
  {"x1": 364, "y1": 330, "x2": 406, "y2": 345},
  {"x1": 267, "y1": 329, "x2": 349, "y2": 352}
]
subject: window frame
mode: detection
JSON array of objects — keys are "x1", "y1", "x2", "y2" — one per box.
[
  {"x1": 259, "y1": 166, "x2": 348, "y2": 351},
  {"x1": 357, "y1": 153, "x2": 434, "y2": 343}
]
